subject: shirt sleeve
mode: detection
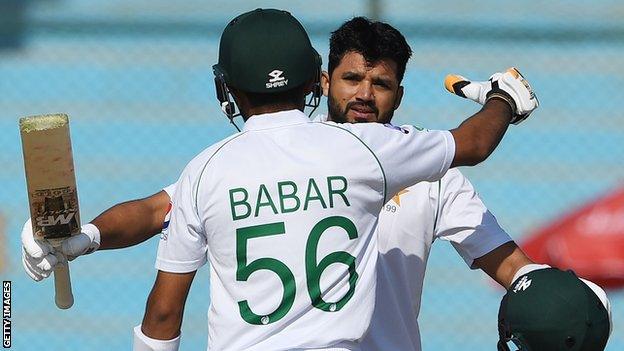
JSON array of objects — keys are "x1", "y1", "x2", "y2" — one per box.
[
  {"x1": 162, "y1": 182, "x2": 177, "y2": 197},
  {"x1": 155, "y1": 168, "x2": 207, "y2": 273},
  {"x1": 434, "y1": 169, "x2": 513, "y2": 268},
  {"x1": 344, "y1": 123, "x2": 455, "y2": 199}
]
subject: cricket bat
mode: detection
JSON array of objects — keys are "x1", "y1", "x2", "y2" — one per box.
[{"x1": 19, "y1": 114, "x2": 81, "y2": 309}]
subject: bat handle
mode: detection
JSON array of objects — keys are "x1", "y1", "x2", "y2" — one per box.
[{"x1": 53, "y1": 262, "x2": 74, "y2": 309}]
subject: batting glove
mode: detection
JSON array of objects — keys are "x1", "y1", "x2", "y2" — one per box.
[
  {"x1": 21, "y1": 218, "x2": 101, "y2": 281},
  {"x1": 60, "y1": 223, "x2": 101, "y2": 260},
  {"x1": 444, "y1": 67, "x2": 539, "y2": 124},
  {"x1": 21, "y1": 219, "x2": 58, "y2": 281}
]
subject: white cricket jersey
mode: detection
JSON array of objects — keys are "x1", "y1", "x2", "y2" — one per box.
[
  {"x1": 156, "y1": 110, "x2": 454, "y2": 351},
  {"x1": 361, "y1": 168, "x2": 512, "y2": 351},
  {"x1": 309, "y1": 114, "x2": 512, "y2": 351}
]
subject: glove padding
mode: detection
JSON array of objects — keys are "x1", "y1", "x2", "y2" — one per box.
[
  {"x1": 444, "y1": 67, "x2": 539, "y2": 124},
  {"x1": 21, "y1": 219, "x2": 59, "y2": 281},
  {"x1": 61, "y1": 223, "x2": 101, "y2": 259},
  {"x1": 21, "y1": 218, "x2": 101, "y2": 281}
]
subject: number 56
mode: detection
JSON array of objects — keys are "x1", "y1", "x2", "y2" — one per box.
[{"x1": 236, "y1": 216, "x2": 359, "y2": 325}]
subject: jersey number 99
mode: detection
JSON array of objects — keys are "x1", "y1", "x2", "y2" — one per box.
[{"x1": 236, "y1": 216, "x2": 359, "y2": 325}]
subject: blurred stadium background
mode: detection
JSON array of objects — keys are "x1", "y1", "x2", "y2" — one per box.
[{"x1": 1, "y1": 0, "x2": 622, "y2": 349}]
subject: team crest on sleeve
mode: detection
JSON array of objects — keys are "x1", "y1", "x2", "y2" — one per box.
[
  {"x1": 160, "y1": 201, "x2": 173, "y2": 241},
  {"x1": 383, "y1": 123, "x2": 409, "y2": 134}
]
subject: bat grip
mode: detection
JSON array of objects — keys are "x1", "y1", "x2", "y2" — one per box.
[{"x1": 53, "y1": 261, "x2": 74, "y2": 309}]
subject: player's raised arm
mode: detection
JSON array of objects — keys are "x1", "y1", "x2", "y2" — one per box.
[
  {"x1": 333, "y1": 67, "x2": 538, "y2": 199},
  {"x1": 446, "y1": 67, "x2": 539, "y2": 167},
  {"x1": 21, "y1": 189, "x2": 172, "y2": 281},
  {"x1": 91, "y1": 189, "x2": 171, "y2": 250},
  {"x1": 449, "y1": 99, "x2": 512, "y2": 167}
]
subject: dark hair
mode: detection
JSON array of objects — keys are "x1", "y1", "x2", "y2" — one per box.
[{"x1": 328, "y1": 17, "x2": 412, "y2": 82}]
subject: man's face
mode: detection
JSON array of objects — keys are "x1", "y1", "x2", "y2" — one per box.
[{"x1": 322, "y1": 51, "x2": 403, "y2": 124}]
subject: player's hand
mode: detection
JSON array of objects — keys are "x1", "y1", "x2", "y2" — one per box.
[
  {"x1": 21, "y1": 219, "x2": 101, "y2": 282},
  {"x1": 60, "y1": 223, "x2": 101, "y2": 260},
  {"x1": 21, "y1": 218, "x2": 59, "y2": 281},
  {"x1": 444, "y1": 67, "x2": 539, "y2": 124}
]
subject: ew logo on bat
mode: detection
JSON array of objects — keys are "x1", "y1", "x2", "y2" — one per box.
[{"x1": 35, "y1": 212, "x2": 76, "y2": 227}]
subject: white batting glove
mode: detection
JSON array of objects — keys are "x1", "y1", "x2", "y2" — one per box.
[
  {"x1": 60, "y1": 223, "x2": 101, "y2": 260},
  {"x1": 21, "y1": 218, "x2": 101, "y2": 282},
  {"x1": 21, "y1": 218, "x2": 58, "y2": 281},
  {"x1": 444, "y1": 67, "x2": 539, "y2": 124}
]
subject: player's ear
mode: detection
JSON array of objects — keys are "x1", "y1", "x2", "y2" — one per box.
[
  {"x1": 321, "y1": 71, "x2": 330, "y2": 97},
  {"x1": 393, "y1": 85, "x2": 404, "y2": 110}
]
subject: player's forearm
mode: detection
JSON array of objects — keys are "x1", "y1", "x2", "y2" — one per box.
[
  {"x1": 92, "y1": 191, "x2": 170, "y2": 250},
  {"x1": 450, "y1": 99, "x2": 512, "y2": 167},
  {"x1": 141, "y1": 271, "x2": 195, "y2": 341},
  {"x1": 91, "y1": 202, "x2": 156, "y2": 250},
  {"x1": 474, "y1": 241, "x2": 534, "y2": 288},
  {"x1": 141, "y1": 303, "x2": 183, "y2": 341}
]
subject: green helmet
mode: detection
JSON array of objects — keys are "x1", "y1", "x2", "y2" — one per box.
[
  {"x1": 213, "y1": 8, "x2": 321, "y2": 93},
  {"x1": 498, "y1": 268, "x2": 610, "y2": 351}
]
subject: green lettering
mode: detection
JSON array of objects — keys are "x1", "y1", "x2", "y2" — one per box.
[
  {"x1": 255, "y1": 184, "x2": 279, "y2": 217},
  {"x1": 230, "y1": 188, "x2": 251, "y2": 221},
  {"x1": 305, "y1": 216, "x2": 358, "y2": 312},
  {"x1": 278, "y1": 181, "x2": 300, "y2": 213},
  {"x1": 327, "y1": 176, "x2": 350, "y2": 208},
  {"x1": 303, "y1": 178, "x2": 327, "y2": 210},
  {"x1": 236, "y1": 222, "x2": 295, "y2": 325}
]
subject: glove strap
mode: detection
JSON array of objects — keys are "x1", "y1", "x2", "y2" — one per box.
[
  {"x1": 486, "y1": 77, "x2": 517, "y2": 113},
  {"x1": 82, "y1": 223, "x2": 101, "y2": 254}
]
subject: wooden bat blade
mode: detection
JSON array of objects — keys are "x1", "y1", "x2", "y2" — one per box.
[{"x1": 19, "y1": 113, "x2": 80, "y2": 309}]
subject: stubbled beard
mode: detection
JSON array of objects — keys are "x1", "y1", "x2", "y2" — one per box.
[
  {"x1": 326, "y1": 91, "x2": 392, "y2": 124},
  {"x1": 327, "y1": 92, "x2": 349, "y2": 124}
]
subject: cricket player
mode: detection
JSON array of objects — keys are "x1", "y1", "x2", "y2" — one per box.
[
  {"x1": 134, "y1": 8, "x2": 533, "y2": 350},
  {"x1": 21, "y1": 9, "x2": 541, "y2": 351},
  {"x1": 318, "y1": 17, "x2": 611, "y2": 351}
]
